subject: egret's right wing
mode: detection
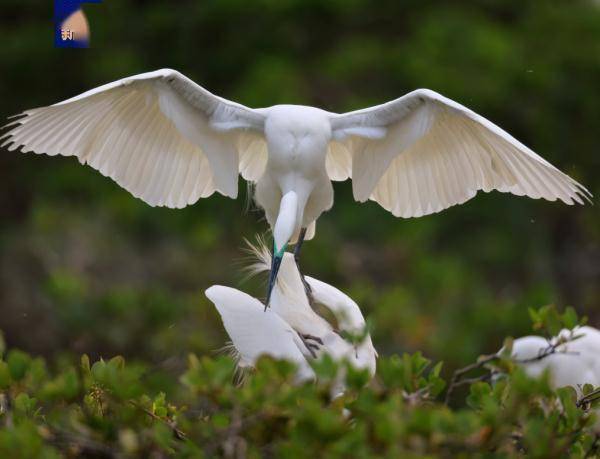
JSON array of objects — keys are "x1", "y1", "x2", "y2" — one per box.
[
  {"x1": 2, "y1": 69, "x2": 268, "y2": 208},
  {"x1": 305, "y1": 277, "x2": 366, "y2": 333},
  {"x1": 305, "y1": 276, "x2": 377, "y2": 375}
]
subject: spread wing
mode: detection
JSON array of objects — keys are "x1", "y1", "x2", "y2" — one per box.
[
  {"x1": 329, "y1": 89, "x2": 590, "y2": 218},
  {"x1": 1, "y1": 69, "x2": 268, "y2": 208}
]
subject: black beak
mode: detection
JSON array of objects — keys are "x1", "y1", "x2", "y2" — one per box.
[{"x1": 265, "y1": 252, "x2": 283, "y2": 310}]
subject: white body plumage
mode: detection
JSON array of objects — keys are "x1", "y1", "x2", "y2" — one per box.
[{"x1": 255, "y1": 105, "x2": 333, "y2": 248}]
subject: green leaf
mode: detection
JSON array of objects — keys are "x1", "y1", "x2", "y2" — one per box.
[
  {"x1": 0, "y1": 361, "x2": 11, "y2": 390},
  {"x1": 7, "y1": 350, "x2": 31, "y2": 381},
  {"x1": 562, "y1": 307, "x2": 579, "y2": 330},
  {"x1": 14, "y1": 393, "x2": 37, "y2": 415},
  {"x1": 431, "y1": 361, "x2": 443, "y2": 378}
]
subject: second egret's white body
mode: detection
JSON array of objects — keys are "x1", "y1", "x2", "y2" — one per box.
[
  {"x1": 250, "y1": 243, "x2": 377, "y2": 376},
  {"x1": 206, "y1": 245, "x2": 377, "y2": 393},
  {"x1": 508, "y1": 326, "x2": 600, "y2": 392}
]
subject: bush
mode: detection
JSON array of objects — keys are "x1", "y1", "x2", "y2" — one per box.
[{"x1": 0, "y1": 306, "x2": 598, "y2": 458}]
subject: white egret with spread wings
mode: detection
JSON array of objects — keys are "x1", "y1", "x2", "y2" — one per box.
[{"x1": 1, "y1": 69, "x2": 590, "y2": 303}]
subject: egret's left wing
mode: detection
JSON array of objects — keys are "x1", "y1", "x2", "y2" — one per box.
[
  {"x1": 205, "y1": 286, "x2": 315, "y2": 381},
  {"x1": 329, "y1": 89, "x2": 590, "y2": 217}
]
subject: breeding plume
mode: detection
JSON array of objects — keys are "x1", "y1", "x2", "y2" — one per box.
[{"x1": 1, "y1": 69, "x2": 590, "y2": 302}]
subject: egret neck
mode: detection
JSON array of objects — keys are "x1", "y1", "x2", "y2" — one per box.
[{"x1": 266, "y1": 190, "x2": 300, "y2": 307}]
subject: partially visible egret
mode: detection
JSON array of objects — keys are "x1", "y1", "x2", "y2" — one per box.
[
  {"x1": 205, "y1": 243, "x2": 377, "y2": 395},
  {"x1": 2, "y1": 69, "x2": 590, "y2": 303},
  {"x1": 555, "y1": 326, "x2": 600, "y2": 358},
  {"x1": 507, "y1": 326, "x2": 600, "y2": 392}
]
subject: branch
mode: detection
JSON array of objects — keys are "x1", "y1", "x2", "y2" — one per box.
[
  {"x1": 0, "y1": 392, "x2": 13, "y2": 428},
  {"x1": 128, "y1": 400, "x2": 187, "y2": 441},
  {"x1": 445, "y1": 331, "x2": 583, "y2": 404},
  {"x1": 576, "y1": 388, "x2": 600, "y2": 410},
  {"x1": 444, "y1": 353, "x2": 499, "y2": 404},
  {"x1": 402, "y1": 386, "x2": 433, "y2": 406},
  {"x1": 450, "y1": 374, "x2": 493, "y2": 390},
  {"x1": 203, "y1": 410, "x2": 266, "y2": 457},
  {"x1": 514, "y1": 337, "x2": 581, "y2": 365}
]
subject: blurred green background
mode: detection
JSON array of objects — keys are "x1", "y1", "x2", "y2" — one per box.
[{"x1": 0, "y1": 0, "x2": 598, "y2": 378}]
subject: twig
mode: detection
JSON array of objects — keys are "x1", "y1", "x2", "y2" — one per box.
[
  {"x1": 450, "y1": 374, "x2": 493, "y2": 390},
  {"x1": 576, "y1": 388, "x2": 600, "y2": 410},
  {"x1": 203, "y1": 411, "x2": 266, "y2": 456},
  {"x1": 0, "y1": 392, "x2": 13, "y2": 428},
  {"x1": 514, "y1": 337, "x2": 580, "y2": 365},
  {"x1": 402, "y1": 386, "x2": 432, "y2": 406},
  {"x1": 445, "y1": 332, "x2": 583, "y2": 404},
  {"x1": 445, "y1": 353, "x2": 499, "y2": 404},
  {"x1": 128, "y1": 400, "x2": 187, "y2": 441}
]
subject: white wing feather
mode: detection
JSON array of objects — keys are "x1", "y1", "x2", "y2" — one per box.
[
  {"x1": 330, "y1": 89, "x2": 590, "y2": 217},
  {"x1": 205, "y1": 285, "x2": 315, "y2": 382},
  {"x1": 305, "y1": 276, "x2": 366, "y2": 333},
  {"x1": 305, "y1": 275, "x2": 377, "y2": 376},
  {"x1": 325, "y1": 141, "x2": 353, "y2": 181},
  {"x1": 2, "y1": 69, "x2": 267, "y2": 207}
]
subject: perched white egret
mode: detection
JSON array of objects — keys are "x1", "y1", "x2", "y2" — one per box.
[
  {"x1": 206, "y1": 244, "x2": 377, "y2": 395},
  {"x1": 507, "y1": 326, "x2": 600, "y2": 392},
  {"x1": 1, "y1": 69, "x2": 590, "y2": 303}
]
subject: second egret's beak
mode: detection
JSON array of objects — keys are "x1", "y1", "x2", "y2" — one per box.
[{"x1": 265, "y1": 242, "x2": 287, "y2": 310}]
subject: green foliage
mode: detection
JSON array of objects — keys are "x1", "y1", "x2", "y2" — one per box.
[
  {"x1": 378, "y1": 352, "x2": 445, "y2": 399},
  {"x1": 529, "y1": 305, "x2": 586, "y2": 337},
  {"x1": 0, "y1": 0, "x2": 597, "y2": 374},
  {"x1": 0, "y1": 306, "x2": 597, "y2": 457}
]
